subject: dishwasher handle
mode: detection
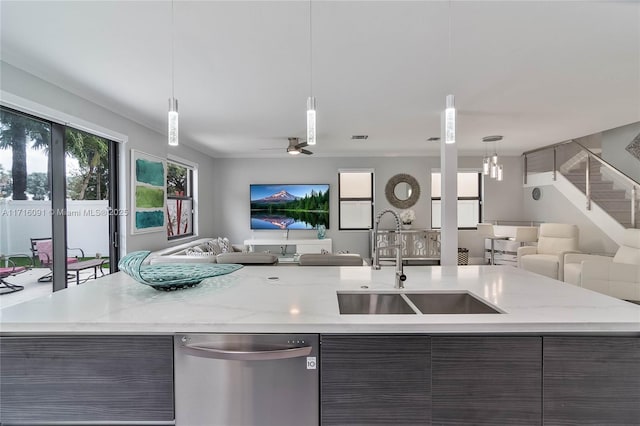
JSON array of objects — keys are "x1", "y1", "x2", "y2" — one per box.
[{"x1": 181, "y1": 343, "x2": 312, "y2": 361}]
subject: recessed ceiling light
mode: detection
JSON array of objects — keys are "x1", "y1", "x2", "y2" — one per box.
[
  {"x1": 482, "y1": 135, "x2": 503, "y2": 142},
  {"x1": 351, "y1": 135, "x2": 369, "y2": 140},
  {"x1": 427, "y1": 137, "x2": 440, "y2": 142}
]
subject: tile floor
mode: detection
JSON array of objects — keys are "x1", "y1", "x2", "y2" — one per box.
[{"x1": 0, "y1": 268, "x2": 106, "y2": 309}]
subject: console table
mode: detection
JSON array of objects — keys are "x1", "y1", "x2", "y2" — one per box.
[
  {"x1": 370, "y1": 229, "x2": 440, "y2": 263},
  {"x1": 244, "y1": 238, "x2": 332, "y2": 254}
]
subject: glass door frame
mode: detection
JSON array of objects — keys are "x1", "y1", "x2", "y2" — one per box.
[{"x1": 1, "y1": 105, "x2": 120, "y2": 292}]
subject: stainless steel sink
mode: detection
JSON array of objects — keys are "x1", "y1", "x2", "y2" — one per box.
[
  {"x1": 405, "y1": 292, "x2": 500, "y2": 314},
  {"x1": 337, "y1": 293, "x2": 416, "y2": 314},
  {"x1": 337, "y1": 291, "x2": 501, "y2": 314}
]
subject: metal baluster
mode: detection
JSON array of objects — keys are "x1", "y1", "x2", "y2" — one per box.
[
  {"x1": 632, "y1": 186, "x2": 637, "y2": 228},
  {"x1": 585, "y1": 154, "x2": 591, "y2": 210}
]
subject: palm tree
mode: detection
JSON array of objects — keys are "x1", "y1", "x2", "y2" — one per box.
[
  {"x1": 64, "y1": 129, "x2": 109, "y2": 200},
  {"x1": 0, "y1": 110, "x2": 50, "y2": 200}
]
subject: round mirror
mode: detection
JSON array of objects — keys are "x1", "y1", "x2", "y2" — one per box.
[
  {"x1": 393, "y1": 182, "x2": 412, "y2": 201},
  {"x1": 385, "y1": 174, "x2": 420, "y2": 209}
]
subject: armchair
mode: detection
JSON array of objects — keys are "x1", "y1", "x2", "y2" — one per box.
[
  {"x1": 517, "y1": 223, "x2": 579, "y2": 281},
  {"x1": 30, "y1": 238, "x2": 85, "y2": 283},
  {"x1": 564, "y1": 228, "x2": 640, "y2": 301}
]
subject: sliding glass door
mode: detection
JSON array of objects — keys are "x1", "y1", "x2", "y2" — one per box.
[
  {"x1": 0, "y1": 106, "x2": 119, "y2": 294},
  {"x1": 0, "y1": 108, "x2": 53, "y2": 283}
]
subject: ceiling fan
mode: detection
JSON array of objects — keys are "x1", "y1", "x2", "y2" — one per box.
[{"x1": 286, "y1": 137, "x2": 313, "y2": 155}]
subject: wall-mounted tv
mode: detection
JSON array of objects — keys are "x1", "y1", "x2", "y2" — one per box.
[{"x1": 250, "y1": 184, "x2": 329, "y2": 230}]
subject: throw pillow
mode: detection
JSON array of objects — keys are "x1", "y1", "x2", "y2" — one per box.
[
  {"x1": 217, "y1": 237, "x2": 231, "y2": 253},
  {"x1": 185, "y1": 246, "x2": 204, "y2": 255},
  {"x1": 205, "y1": 240, "x2": 222, "y2": 255}
]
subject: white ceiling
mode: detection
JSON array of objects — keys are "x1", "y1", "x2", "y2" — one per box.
[{"x1": 1, "y1": 1, "x2": 639, "y2": 158}]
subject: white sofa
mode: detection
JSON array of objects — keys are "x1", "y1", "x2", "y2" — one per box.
[
  {"x1": 147, "y1": 238, "x2": 278, "y2": 265},
  {"x1": 517, "y1": 223, "x2": 579, "y2": 281},
  {"x1": 564, "y1": 228, "x2": 640, "y2": 301}
]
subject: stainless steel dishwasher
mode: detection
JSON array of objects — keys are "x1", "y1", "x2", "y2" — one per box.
[{"x1": 174, "y1": 333, "x2": 319, "y2": 426}]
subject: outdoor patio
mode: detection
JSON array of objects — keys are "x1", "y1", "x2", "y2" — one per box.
[{"x1": 0, "y1": 266, "x2": 107, "y2": 309}]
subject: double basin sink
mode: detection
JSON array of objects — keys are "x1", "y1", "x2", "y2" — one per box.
[{"x1": 337, "y1": 291, "x2": 502, "y2": 315}]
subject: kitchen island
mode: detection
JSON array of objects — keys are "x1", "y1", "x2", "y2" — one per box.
[
  {"x1": 1, "y1": 265, "x2": 639, "y2": 425},
  {"x1": 1, "y1": 264, "x2": 639, "y2": 334}
]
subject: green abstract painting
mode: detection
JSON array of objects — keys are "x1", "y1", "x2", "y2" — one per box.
[
  {"x1": 131, "y1": 150, "x2": 166, "y2": 234},
  {"x1": 136, "y1": 158, "x2": 166, "y2": 186},
  {"x1": 136, "y1": 186, "x2": 164, "y2": 208},
  {"x1": 135, "y1": 211, "x2": 165, "y2": 229}
]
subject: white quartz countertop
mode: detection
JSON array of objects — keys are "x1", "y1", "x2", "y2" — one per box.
[{"x1": 1, "y1": 265, "x2": 639, "y2": 335}]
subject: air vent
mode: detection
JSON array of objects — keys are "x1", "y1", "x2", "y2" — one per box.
[
  {"x1": 482, "y1": 135, "x2": 503, "y2": 142},
  {"x1": 351, "y1": 135, "x2": 369, "y2": 140}
]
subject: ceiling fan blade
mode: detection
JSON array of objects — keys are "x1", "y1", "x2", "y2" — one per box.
[
  {"x1": 300, "y1": 149, "x2": 313, "y2": 155},
  {"x1": 295, "y1": 141, "x2": 308, "y2": 149}
]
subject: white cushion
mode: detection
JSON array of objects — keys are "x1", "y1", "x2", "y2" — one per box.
[
  {"x1": 581, "y1": 261, "x2": 640, "y2": 301},
  {"x1": 520, "y1": 254, "x2": 560, "y2": 280},
  {"x1": 537, "y1": 223, "x2": 579, "y2": 254},
  {"x1": 564, "y1": 263, "x2": 582, "y2": 286}
]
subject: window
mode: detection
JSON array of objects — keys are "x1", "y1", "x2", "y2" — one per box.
[
  {"x1": 338, "y1": 170, "x2": 373, "y2": 230},
  {"x1": 167, "y1": 159, "x2": 195, "y2": 239},
  {"x1": 431, "y1": 172, "x2": 481, "y2": 229}
]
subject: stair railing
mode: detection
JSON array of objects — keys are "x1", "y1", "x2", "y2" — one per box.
[{"x1": 523, "y1": 139, "x2": 638, "y2": 228}]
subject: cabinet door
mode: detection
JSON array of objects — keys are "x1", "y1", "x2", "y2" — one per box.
[
  {"x1": 321, "y1": 335, "x2": 431, "y2": 426},
  {"x1": 432, "y1": 336, "x2": 542, "y2": 425},
  {"x1": 0, "y1": 336, "x2": 174, "y2": 424},
  {"x1": 543, "y1": 336, "x2": 640, "y2": 425}
]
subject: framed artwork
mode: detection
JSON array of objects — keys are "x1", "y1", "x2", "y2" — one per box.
[{"x1": 131, "y1": 149, "x2": 166, "y2": 234}]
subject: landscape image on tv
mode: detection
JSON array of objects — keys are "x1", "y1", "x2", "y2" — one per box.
[{"x1": 250, "y1": 184, "x2": 329, "y2": 230}]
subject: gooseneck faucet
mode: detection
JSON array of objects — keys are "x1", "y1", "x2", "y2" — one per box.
[{"x1": 372, "y1": 209, "x2": 407, "y2": 289}]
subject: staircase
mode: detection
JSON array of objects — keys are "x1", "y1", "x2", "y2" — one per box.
[{"x1": 564, "y1": 159, "x2": 640, "y2": 229}]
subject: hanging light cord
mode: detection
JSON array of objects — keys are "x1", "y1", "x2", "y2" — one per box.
[
  {"x1": 448, "y1": 0, "x2": 452, "y2": 89},
  {"x1": 309, "y1": 0, "x2": 313, "y2": 97},
  {"x1": 171, "y1": 0, "x2": 175, "y2": 99}
]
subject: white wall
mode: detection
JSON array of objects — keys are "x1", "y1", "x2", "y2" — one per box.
[
  {"x1": 522, "y1": 184, "x2": 618, "y2": 254},
  {"x1": 211, "y1": 155, "x2": 524, "y2": 259},
  {"x1": 0, "y1": 61, "x2": 217, "y2": 254},
  {"x1": 601, "y1": 121, "x2": 640, "y2": 183}
]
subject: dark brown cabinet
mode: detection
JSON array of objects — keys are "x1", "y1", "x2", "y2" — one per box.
[
  {"x1": 321, "y1": 335, "x2": 431, "y2": 425},
  {"x1": 432, "y1": 336, "x2": 542, "y2": 425},
  {"x1": 0, "y1": 336, "x2": 174, "y2": 424},
  {"x1": 543, "y1": 336, "x2": 640, "y2": 425}
]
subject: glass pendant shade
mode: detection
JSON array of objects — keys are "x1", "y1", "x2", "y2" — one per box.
[
  {"x1": 168, "y1": 97, "x2": 179, "y2": 146},
  {"x1": 445, "y1": 94, "x2": 456, "y2": 144},
  {"x1": 490, "y1": 162, "x2": 498, "y2": 179},
  {"x1": 496, "y1": 164, "x2": 504, "y2": 181},
  {"x1": 491, "y1": 153, "x2": 498, "y2": 165},
  {"x1": 306, "y1": 96, "x2": 317, "y2": 145},
  {"x1": 482, "y1": 157, "x2": 491, "y2": 175}
]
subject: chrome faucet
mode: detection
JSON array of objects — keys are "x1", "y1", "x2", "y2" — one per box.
[{"x1": 372, "y1": 209, "x2": 407, "y2": 289}]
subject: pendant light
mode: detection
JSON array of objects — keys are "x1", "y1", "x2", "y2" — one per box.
[
  {"x1": 482, "y1": 135, "x2": 504, "y2": 181},
  {"x1": 444, "y1": 2, "x2": 455, "y2": 144},
  {"x1": 306, "y1": 0, "x2": 317, "y2": 146},
  {"x1": 168, "y1": 0, "x2": 178, "y2": 146},
  {"x1": 445, "y1": 94, "x2": 456, "y2": 144},
  {"x1": 482, "y1": 156, "x2": 491, "y2": 175}
]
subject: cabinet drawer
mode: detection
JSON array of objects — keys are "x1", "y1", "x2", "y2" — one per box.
[
  {"x1": 321, "y1": 335, "x2": 431, "y2": 425},
  {"x1": 0, "y1": 336, "x2": 174, "y2": 423}
]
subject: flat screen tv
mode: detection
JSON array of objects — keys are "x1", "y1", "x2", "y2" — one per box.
[{"x1": 250, "y1": 184, "x2": 329, "y2": 230}]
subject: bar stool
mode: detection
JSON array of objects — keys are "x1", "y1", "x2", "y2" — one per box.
[{"x1": 477, "y1": 223, "x2": 509, "y2": 265}]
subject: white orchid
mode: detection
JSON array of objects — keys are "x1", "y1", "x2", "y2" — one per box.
[{"x1": 400, "y1": 209, "x2": 415, "y2": 224}]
